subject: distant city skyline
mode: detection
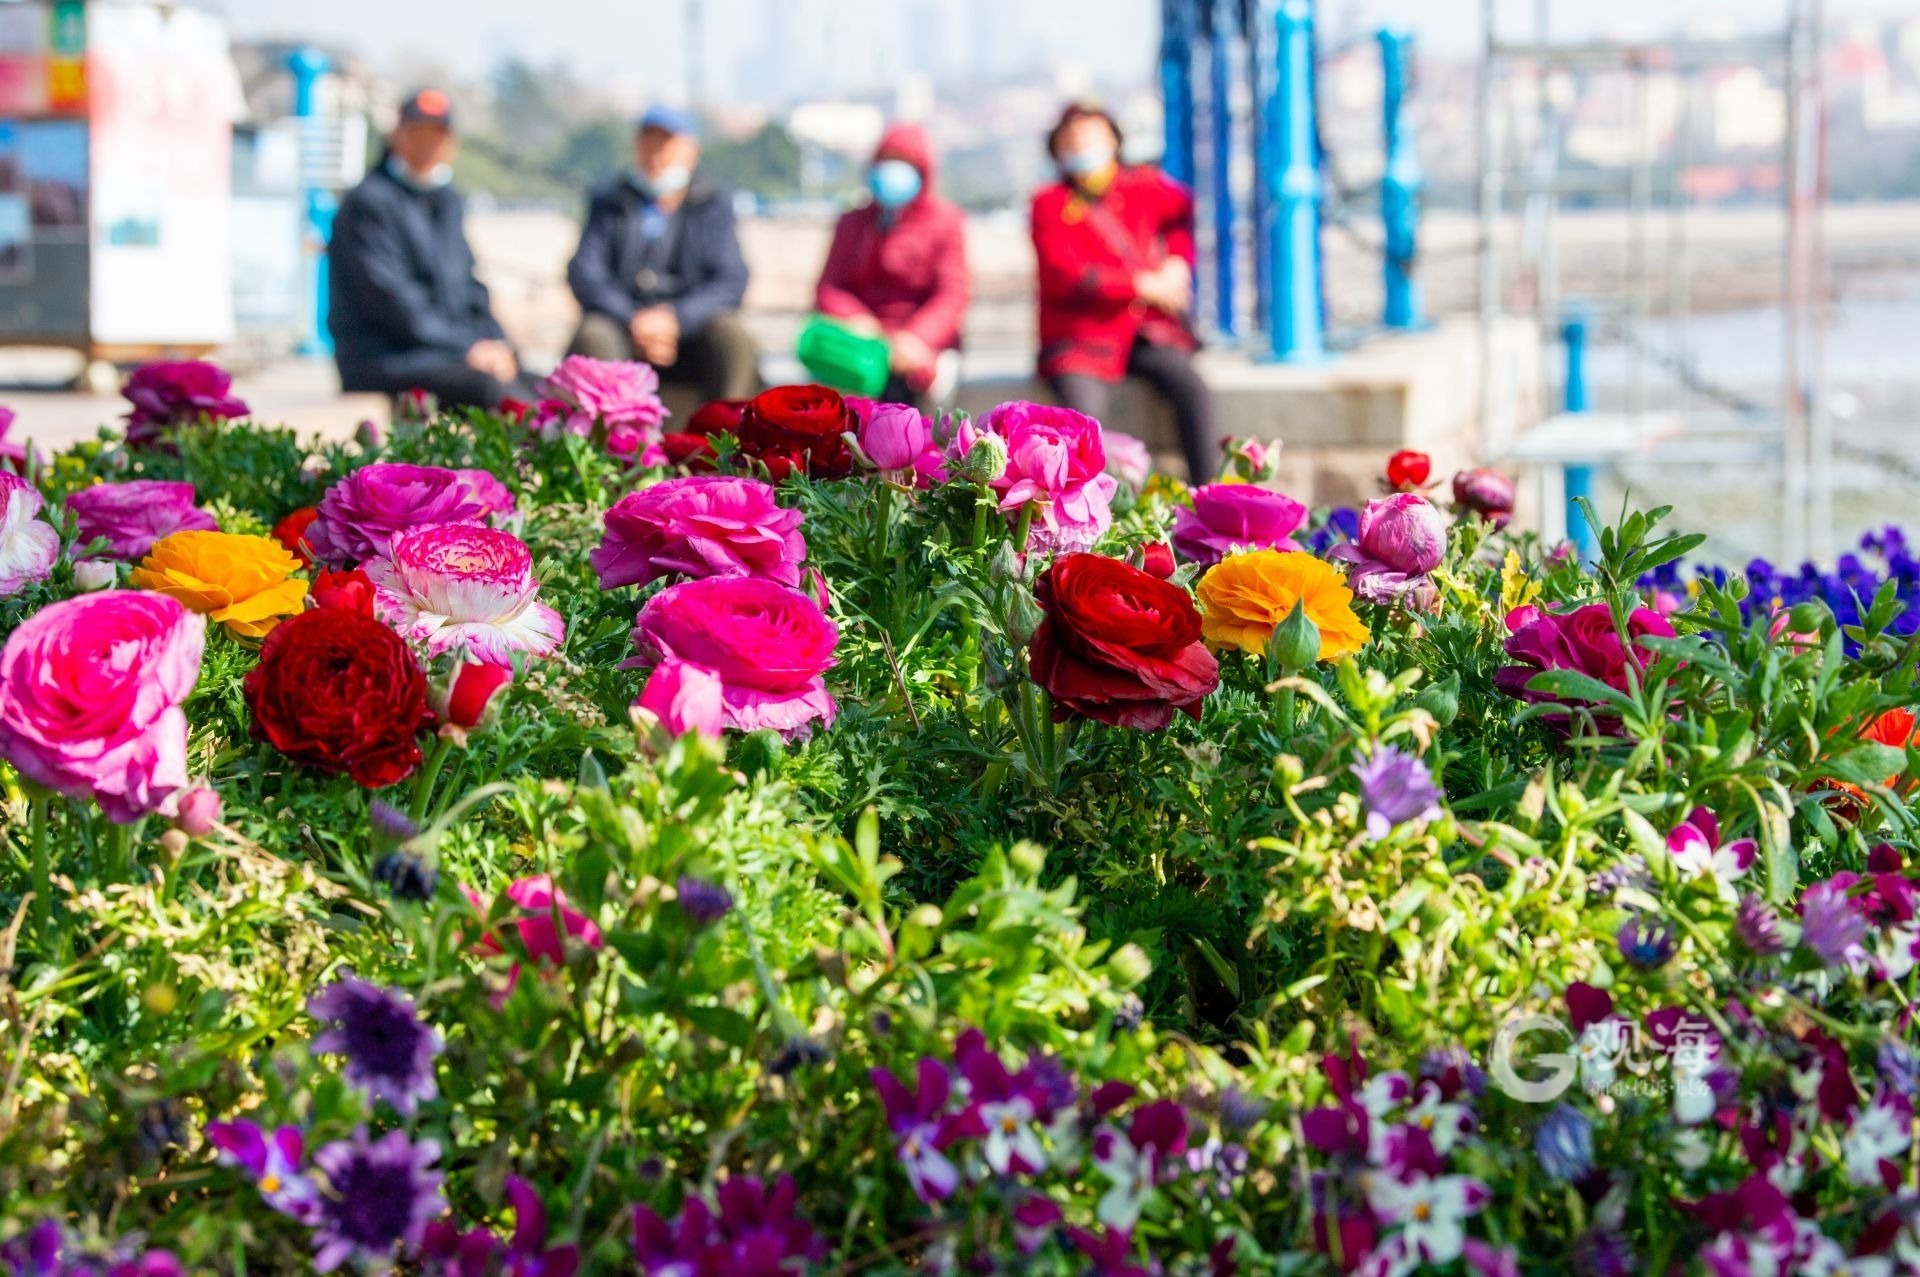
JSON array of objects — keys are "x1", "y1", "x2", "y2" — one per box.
[{"x1": 207, "y1": 0, "x2": 1919, "y2": 104}]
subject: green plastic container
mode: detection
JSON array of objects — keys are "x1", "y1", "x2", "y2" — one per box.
[{"x1": 796, "y1": 315, "x2": 891, "y2": 397}]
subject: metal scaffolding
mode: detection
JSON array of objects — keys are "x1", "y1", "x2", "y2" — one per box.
[{"x1": 1478, "y1": 0, "x2": 1831, "y2": 563}]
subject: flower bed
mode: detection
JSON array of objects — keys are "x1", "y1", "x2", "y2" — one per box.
[{"x1": 0, "y1": 360, "x2": 1917, "y2": 1275}]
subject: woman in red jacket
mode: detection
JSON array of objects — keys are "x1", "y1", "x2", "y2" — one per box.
[
  {"x1": 815, "y1": 123, "x2": 969, "y2": 409},
  {"x1": 1032, "y1": 103, "x2": 1216, "y2": 481}
]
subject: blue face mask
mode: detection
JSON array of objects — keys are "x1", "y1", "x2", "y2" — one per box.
[
  {"x1": 388, "y1": 156, "x2": 454, "y2": 192},
  {"x1": 869, "y1": 159, "x2": 922, "y2": 210},
  {"x1": 1059, "y1": 144, "x2": 1116, "y2": 178}
]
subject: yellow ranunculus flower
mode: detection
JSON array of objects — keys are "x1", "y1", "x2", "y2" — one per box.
[
  {"x1": 131, "y1": 530, "x2": 308, "y2": 638},
  {"x1": 1195, "y1": 549, "x2": 1371, "y2": 660}
]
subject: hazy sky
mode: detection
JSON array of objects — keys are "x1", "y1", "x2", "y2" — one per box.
[{"x1": 206, "y1": 0, "x2": 1913, "y2": 99}]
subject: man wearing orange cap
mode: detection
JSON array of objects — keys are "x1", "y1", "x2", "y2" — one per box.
[{"x1": 328, "y1": 89, "x2": 532, "y2": 410}]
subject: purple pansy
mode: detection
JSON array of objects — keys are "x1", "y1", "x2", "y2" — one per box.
[{"x1": 205, "y1": 1118, "x2": 322, "y2": 1223}]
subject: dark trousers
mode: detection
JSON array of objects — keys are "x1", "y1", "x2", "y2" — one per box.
[
  {"x1": 570, "y1": 310, "x2": 761, "y2": 403},
  {"x1": 1049, "y1": 339, "x2": 1217, "y2": 483},
  {"x1": 341, "y1": 348, "x2": 536, "y2": 412}
]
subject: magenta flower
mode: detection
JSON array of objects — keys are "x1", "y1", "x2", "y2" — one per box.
[
  {"x1": 1666, "y1": 807, "x2": 1757, "y2": 884},
  {"x1": 982, "y1": 401, "x2": 1118, "y2": 554},
  {"x1": 0, "y1": 472, "x2": 56, "y2": 596},
  {"x1": 870, "y1": 1057, "x2": 970, "y2": 1202},
  {"x1": 541, "y1": 355, "x2": 668, "y2": 432},
  {"x1": 851, "y1": 401, "x2": 946, "y2": 485},
  {"x1": 366, "y1": 524, "x2": 564, "y2": 667},
  {"x1": 623, "y1": 577, "x2": 838, "y2": 739},
  {"x1": 1799, "y1": 877, "x2": 1869, "y2": 970},
  {"x1": 472, "y1": 874, "x2": 605, "y2": 968},
  {"x1": 1170, "y1": 483, "x2": 1308, "y2": 567},
  {"x1": 456, "y1": 468, "x2": 519, "y2": 522},
  {"x1": 953, "y1": 1027, "x2": 1062, "y2": 1176},
  {"x1": 1494, "y1": 601, "x2": 1677, "y2": 704},
  {"x1": 307, "y1": 977, "x2": 444, "y2": 1115},
  {"x1": 418, "y1": 1176, "x2": 579, "y2": 1277},
  {"x1": 592, "y1": 475, "x2": 806, "y2": 591},
  {"x1": 0, "y1": 591, "x2": 204, "y2": 822},
  {"x1": 0, "y1": 405, "x2": 24, "y2": 472},
  {"x1": 310, "y1": 1128, "x2": 445, "y2": 1272},
  {"x1": 633, "y1": 656, "x2": 726, "y2": 741},
  {"x1": 308, "y1": 463, "x2": 496, "y2": 566},
  {"x1": 122, "y1": 359, "x2": 248, "y2": 448},
  {"x1": 67, "y1": 480, "x2": 219, "y2": 560},
  {"x1": 1327, "y1": 493, "x2": 1448, "y2": 608},
  {"x1": 1091, "y1": 1098, "x2": 1189, "y2": 1229},
  {"x1": 1453, "y1": 467, "x2": 1516, "y2": 523},
  {"x1": 1351, "y1": 745, "x2": 1444, "y2": 839},
  {"x1": 1066, "y1": 1225, "x2": 1151, "y2": 1277},
  {"x1": 632, "y1": 1175, "x2": 823, "y2": 1277},
  {"x1": 205, "y1": 1118, "x2": 322, "y2": 1223}
]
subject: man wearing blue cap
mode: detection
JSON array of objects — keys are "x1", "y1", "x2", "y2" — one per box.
[
  {"x1": 327, "y1": 89, "x2": 532, "y2": 409},
  {"x1": 566, "y1": 105, "x2": 756, "y2": 401}
]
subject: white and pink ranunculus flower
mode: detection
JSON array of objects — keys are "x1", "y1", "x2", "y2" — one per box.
[
  {"x1": 0, "y1": 472, "x2": 57, "y2": 596},
  {"x1": 366, "y1": 524, "x2": 565, "y2": 668}
]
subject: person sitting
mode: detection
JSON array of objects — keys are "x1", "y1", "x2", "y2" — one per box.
[
  {"x1": 1030, "y1": 102, "x2": 1216, "y2": 481},
  {"x1": 328, "y1": 89, "x2": 532, "y2": 410},
  {"x1": 567, "y1": 104, "x2": 757, "y2": 402},
  {"x1": 813, "y1": 123, "x2": 968, "y2": 411}
]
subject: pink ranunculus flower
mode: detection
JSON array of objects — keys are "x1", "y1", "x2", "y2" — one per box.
[
  {"x1": 633, "y1": 656, "x2": 726, "y2": 741},
  {"x1": 0, "y1": 406, "x2": 25, "y2": 473},
  {"x1": 1104, "y1": 431, "x2": 1153, "y2": 488},
  {"x1": 307, "y1": 463, "x2": 495, "y2": 566},
  {"x1": 122, "y1": 359, "x2": 249, "y2": 448},
  {"x1": 591, "y1": 475, "x2": 806, "y2": 591},
  {"x1": 67, "y1": 480, "x2": 220, "y2": 560},
  {"x1": 0, "y1": 590, "x2": 206, "y2": 822},
  {"x1": 1327, "y1": 493, "x2": 1448, "y2": 608},
  {"x1": 621, "y1": 576, "x2": 838, "y2": 739},
  {"x1": 0, "y1": 472, "x2": 57, "y2": 595},
  {"x1": 853, "y1": 402, "x2": 947, "y2": 486},
  {"x1": 541, "y1": 355, "x2": 668, "y2": 432},
  {"x1": 467, "y1": 874, "x2": 604, "y2": 1002},
  {"x1": 1494, "y1": 601, "x2": 1677, "y2": 705},
  {"x1": 982, "y1": 401, "x2": 1118, "y2": 554},
  {"x1": 366, "y1": 524, "x2": 564, "y2": 668},
  {"x1": 455, "y1": 469, "x2": 518, "y2": 522},
  {"x1": 1170, "y1": 483, "x2": 1308, "y2": 567}
]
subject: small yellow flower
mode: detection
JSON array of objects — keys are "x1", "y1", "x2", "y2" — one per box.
[
  {"x1": 131, "y1": 530, "x2": 308, "y2": 638},
  {"x1": 1141, "y1": 473, "x2": 1189, "y2": 504},
  {"x1": 1500, "y1": 550, "x2": 1541, "y2": 615},
  {"x1": 1195, "y1": 549, "x2": 1370, "y2": 660}
]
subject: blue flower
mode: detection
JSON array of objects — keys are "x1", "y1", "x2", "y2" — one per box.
[
  {"x1": 1351, "y1": 745, "x2": 1444, "y2": 839},
  {"x1": 307, "y1": 977, "x2": 443, "y2": 1115},
  {"x1": 310, "y1": 1128, "x2": 445, "y2": 1272},
  {"x1": 1534, "y1": 1103, "x2": 1593, "y2": 1182},
  {"x1": 675, "y1": 875, "x2": 734, "y2": 928},
  {"x1": 1616, "y1": 915, "x2": 1678, "y2": 970}
]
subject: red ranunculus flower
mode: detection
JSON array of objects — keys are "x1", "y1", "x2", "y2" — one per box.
[
  {"x1": 310, "y1": 567, "x2": 376, "y2": 615},
  {"x1": 686, "y1": 398, "x2": 750, "y2": 437},
  {"x1": 243, "y1": 608, "x2": 432, "y2": 788},
  {"x1": 1028, "y1": 553, "x2": 1220, "y2": 731},
  {"x1": 661, "y1": 432, "x2": 719, "y2": 470},
  {"x1": 738, "y1": 384, "x2": 854, "y2": 479},
  {"x1": 1385, "y1": 449, "x2": 1431, "y2": 491},
  {"x1": 273, "y1": 507, "x2": 321, "y2": 564}
]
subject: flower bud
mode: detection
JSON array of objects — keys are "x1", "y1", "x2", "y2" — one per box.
[
  {"x1": 632, "y1": 657, "x2": 725, "y2": 745},
  {"x1": 71, "y1": 558, "x2": 118, "y2": 592},
  {"x1": 1221, "y1": 435, "x2": 1280, "y2": 484},
  {"x1": 1267, "y1": 602, "x2": 1321, "y2": 673},
  {"x1": 369, "y1": 798, "x2": 420, "y2": 850},
  {"x1": 1107, "y1": 942, "x2": 1153, "y2": 988},
  {"x1": 170, "y1": 785, "x2": 221, "y2": 838},
  {"x1": 355, "y1": 419, "x2": 385, "y2": 452},
  {"x1": 1415, "y1": 673, "x2": 1461, "y2": 727},
  {"x1": 1005, "y1": 588, "x2": 1044, "y2": 647},
  {"x1": 430, "y1": 661, "x2": 512, "y2": 734},
  {"x1": 1133, "y1": 541, "x2": 1176, "y2": 580},
  {"x1": 988, "y1": 539, "x2": 1023, "y2": 585},
  {"x1": 1356, "y1": 493, "x2": 1448, "y2": 576},
  {"x1": 734, "y1": 728, "x2": 785, "y2": 779},
  {"x1": 675, "y1": 874, "x2": 734, "y2": 928},
  {"x1": 856, "y1": 403, "x2": 933, "y2": 472},
  {"x1": 158, "y1": 828, "x2": 189, "y2": 860},
  {"x1": 1787, "y1": 601, "x2": 1828, "y2": 634},
  {"x1": 954, "y1": 430, "x2": 1008, "y2": 484},
  {"x1": 373, "y1": 851, "x2": 437, "y2": 902},
  {"x1": 1010, "y1": 841, "x2": 1047, "y2": 877},
  {"x1": 1452, "y1": 467, "x2": 1516, "y2": 523},
  {"x1": 1385, "y1": 449, "x2": 1431, "y2": 491}
]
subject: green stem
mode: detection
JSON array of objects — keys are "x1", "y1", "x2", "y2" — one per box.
[
  {"x1": 411, "y1": 734, "x2": 457, "y2": 825},
  {"x1": 1012, "y1": 503, "x2": 1036, "y2": 558},
  {"x1": 970, "y1": 487, "x2": 989, "y2": 551},
  {"x1": 29, "y1": 792, "x2": 49, "y2": 946}
]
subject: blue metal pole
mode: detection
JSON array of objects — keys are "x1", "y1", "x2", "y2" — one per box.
[
  {"x1": 1562, "y1": 309, "x2": 1596, "y2": 561},
  {"x1": 1378, "y1": 28, "x2": 1424, "y2": 329},
  {"x1": 288, "y1": 47, "x2": 336, "y2": 357},
  {"x1": 1243, "y1": 0, "x2": 1270, "y2": 345},
  {"x1": 1266, "y1": 0, "x2": 1323, "y2": 362},
  {"x1": 1159, "y1": 0, "x2": 1196, "y2": 188},
  {"x1": 1207, "y1": 0, "x2": 1237, "y2": 338}
]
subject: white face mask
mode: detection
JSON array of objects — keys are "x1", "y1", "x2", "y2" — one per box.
[
  {"x1": 641, "y1": 165, "x2": 692, "y2": 199},
  {"x1": 390, "y1": 157, "x2": 453, "y2": 192}
]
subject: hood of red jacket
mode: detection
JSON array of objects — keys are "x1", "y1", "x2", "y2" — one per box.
[{"x1": 873, "y1": 123, "x2": 936, "y2": 189}]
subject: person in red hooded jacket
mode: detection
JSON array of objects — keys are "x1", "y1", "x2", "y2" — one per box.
[
  {"x1": 815, "y1": 123, "x2": 969, "y2": 409},
  {"x1": 1032, "y1": 103, "x2": 1216, "y2": 481}
]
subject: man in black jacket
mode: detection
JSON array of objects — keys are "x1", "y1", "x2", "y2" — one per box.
[
  {"x1": 566, "y1": 105, "x2": 758, "y2": 401},
  {"x1": 327, "y1": 89, "x2": 532, "y2": 409}
]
